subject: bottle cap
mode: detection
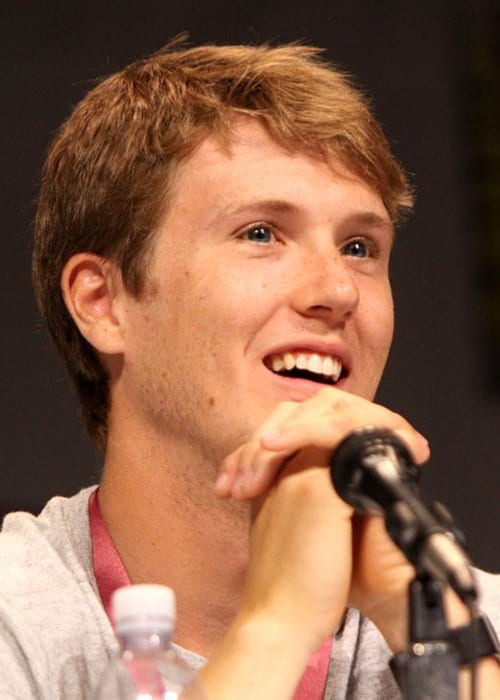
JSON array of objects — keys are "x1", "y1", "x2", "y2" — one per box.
[{"x1": 112, "y1": 584, "x2": 176, "y2": 633}]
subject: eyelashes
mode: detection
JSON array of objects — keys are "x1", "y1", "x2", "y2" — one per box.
[
  {"x1": 341, "y1": 237, "x2": 379, "y2": 259},
  {"x1": 239, "y1": 223, "x2": 278, "y2": 244},
  {"x1": 237, "y1": 223, "x2": 382, "y2": 260}
]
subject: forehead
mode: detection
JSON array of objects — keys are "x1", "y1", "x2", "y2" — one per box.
[
  {"x1": 174, "y1": 118, "x2": 345, "y2": 187},
  {"x1": 158, "y1": 117, "x2": 391, "y2": 233}
]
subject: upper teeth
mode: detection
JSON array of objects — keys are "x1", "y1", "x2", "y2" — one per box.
[{"x1": 270, "y1": 352, "x2": 342, "y2": 382}]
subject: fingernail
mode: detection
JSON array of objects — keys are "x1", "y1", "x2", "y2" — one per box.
[
  {"x1": 232, "y1": 471, "x2": 252, "y2": 498},
  {"x1": 260, "y1": 429, "x2": 284, "y2": 447},
  {"x1": 214, "y1": 471, "x2": 231, "y2": 495}
]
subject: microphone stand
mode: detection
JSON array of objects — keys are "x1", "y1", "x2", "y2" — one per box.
[
  {"x1": 391, "y1": 573, "x2": 460, "y2": 699},
  {"x1": 329, "y1": 428, "x2": 498, "y2": 697}
]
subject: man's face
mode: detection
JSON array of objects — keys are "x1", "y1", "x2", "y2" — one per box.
[{"x1": 116, "y1": 118, "x2": 395, "y2": 465}]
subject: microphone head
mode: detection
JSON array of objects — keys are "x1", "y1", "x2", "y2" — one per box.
[{"x1": 329, "y1": 427, "x2": 419, "y2": 514}]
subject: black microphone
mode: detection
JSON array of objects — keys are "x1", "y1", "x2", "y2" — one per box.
[{"x1": 329, "y1": 427, "x2": 477, "y2": 606}]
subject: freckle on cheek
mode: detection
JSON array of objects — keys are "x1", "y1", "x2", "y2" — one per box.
[{"x1": 208, "y1": 397, "x2": 215, "y2": 407}]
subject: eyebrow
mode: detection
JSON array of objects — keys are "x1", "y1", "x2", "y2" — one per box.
[
  {"x1": 210, "y1": 199, "x2": 394, "y2": 239},
  {"x1": 345, "y1": 212, "x2": 395, "y2": 238},
  {"x1": 218, "y1": 199, "x2": 300, "y2": 219}
]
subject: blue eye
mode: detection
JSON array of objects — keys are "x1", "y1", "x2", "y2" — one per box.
[
  {"x1": 244, "y1": 225, "x2": 275, "y2": 243},
  {"x1": 342, "y1": 239, "x2": 370, "y2": 258}
]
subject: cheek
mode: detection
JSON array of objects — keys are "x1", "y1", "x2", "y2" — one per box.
[
  {"x1": 377, "y1": 295, "x2": 394, "y2": 353},
  {"x1": 361, "y1": 283, "x2": 394, "y2": 362},
  {"x1": 193, "y1": 265, "x2": 279, "y2": 330}
]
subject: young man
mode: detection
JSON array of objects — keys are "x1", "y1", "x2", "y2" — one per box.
[{"x1": 1, "y1": 41, "x2": 498, "y2": 698}]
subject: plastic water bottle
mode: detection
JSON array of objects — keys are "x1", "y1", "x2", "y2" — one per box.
[{"x1": 94, "y1": 584, "x2": 205, "y2": 699}]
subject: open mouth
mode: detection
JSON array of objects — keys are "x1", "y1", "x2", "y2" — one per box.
[{"x1": 264, "y1": 351, "x2": 346, "y2": 386}]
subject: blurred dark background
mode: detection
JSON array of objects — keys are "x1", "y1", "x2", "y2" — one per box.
[{"x1": 1, "y1": 1, "x2": 499, "y2": 571}]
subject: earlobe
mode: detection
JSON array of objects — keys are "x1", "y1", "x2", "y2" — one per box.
[{"x1": 61, "y1": 253, "x2": 125, "y2": 355}]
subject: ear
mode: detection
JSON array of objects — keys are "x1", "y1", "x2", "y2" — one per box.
[{"x1": 61, "y1": 253, "x2": 126, "y2": 355}]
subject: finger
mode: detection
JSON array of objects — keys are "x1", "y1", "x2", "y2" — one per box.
[
  {"x1": 214, "y1": 444, "x2": 248, "y2": 497},
  {"x1": 258, "y1": 388, "x2": 366, "y2": 449},
  {"x1": 231, "y1": 448, "x2": 296, "y2": 500},
  {"x1": 263, "y1": 421, "x2": 429, "y2": 467},
  {"x1": 260, "y1": 393, "x2": 428, "y2": 464},
  {"x1": 230, "y1": 439, "x2": 263, "y2": 500},
  {"x1": 393, "y1": 428, "x2": 430, "y2": 464},
  {"x1": 214, "y1": 401, "x2": 299, "y2": 498},
  {"x1": 216, "y1": 441, "x2": 291, "y2": 500}
]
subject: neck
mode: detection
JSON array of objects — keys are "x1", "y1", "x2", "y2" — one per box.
[{"x1": 99, "y1": 428, "x2": 250, "y2": 657}]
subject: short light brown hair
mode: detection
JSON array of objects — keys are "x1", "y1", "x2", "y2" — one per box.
[{"x1": 33, "y1": 39, "x2": 413, "y2": 450}]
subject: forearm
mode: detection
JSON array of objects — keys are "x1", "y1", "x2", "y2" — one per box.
[{"x1": 198, "y1": 614, "x2": 314, "y2": 700}]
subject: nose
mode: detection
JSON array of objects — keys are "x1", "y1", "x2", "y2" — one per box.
[{"x1": 290, "y1": 248, "x2": 360, "y2": 323}]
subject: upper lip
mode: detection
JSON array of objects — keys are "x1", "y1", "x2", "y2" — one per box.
[{"x1": 262, "y1": 338, "x2": 351, "y2": 374}]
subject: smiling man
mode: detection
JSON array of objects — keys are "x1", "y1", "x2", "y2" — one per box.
[{"x1": 1, "y1": 40, "x2": 499, "y2": 698}]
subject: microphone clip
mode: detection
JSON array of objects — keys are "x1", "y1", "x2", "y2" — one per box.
[{"x1": 390, "y1": 574, "x2": 461, "y2": 699}]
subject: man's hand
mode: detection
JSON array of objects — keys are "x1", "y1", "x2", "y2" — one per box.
[
  {"x1": 215, "y1": 387, "x2": 430, "y2": 651},
  {"x1": 215, "y1": 387, "x2": 429, "y2": 503},
  {"x1": 205, "y1": 389, "x2": 500, "y2": 699}
]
